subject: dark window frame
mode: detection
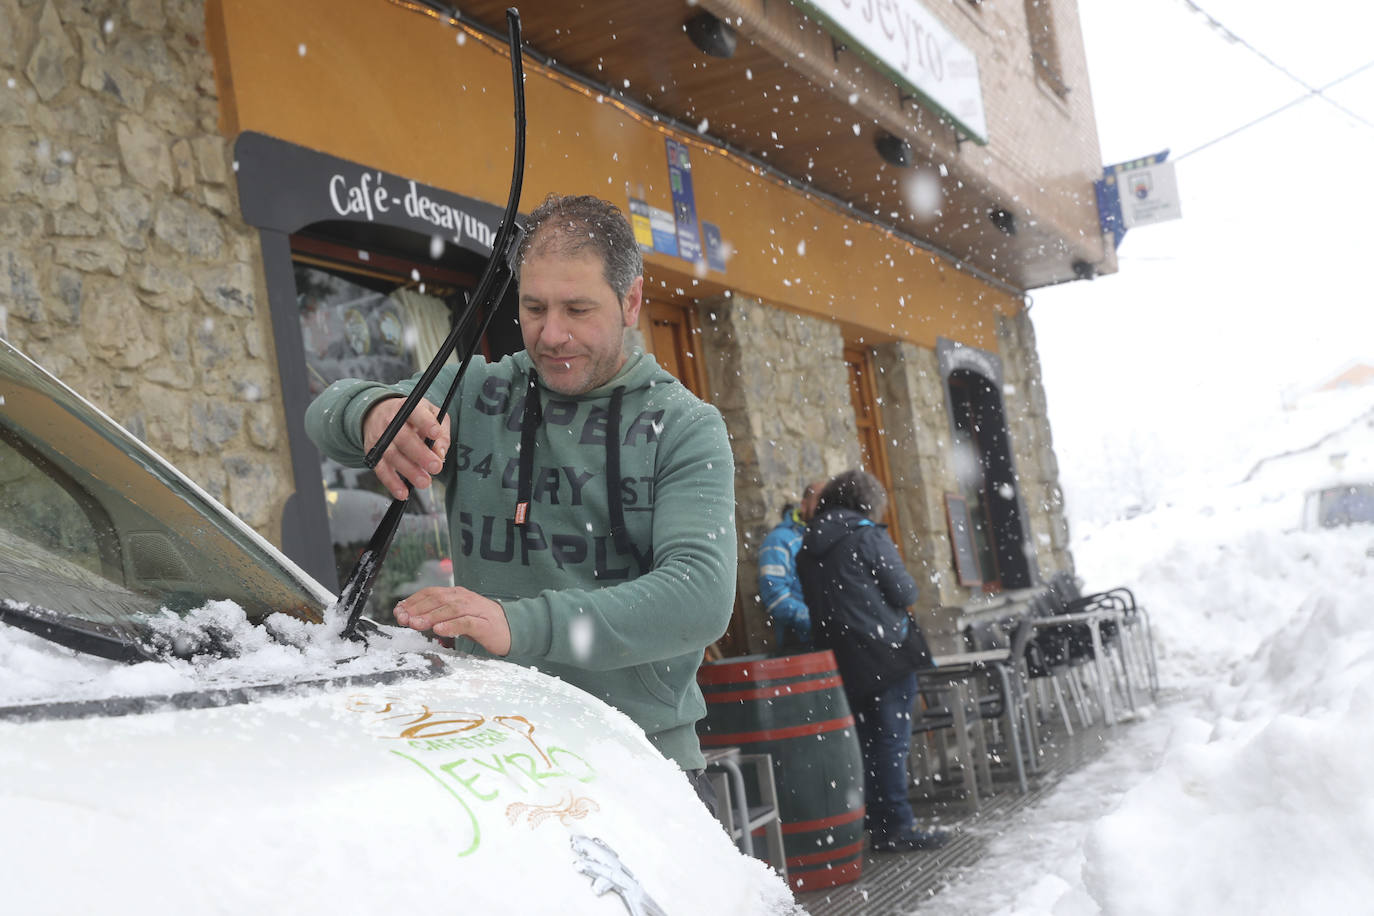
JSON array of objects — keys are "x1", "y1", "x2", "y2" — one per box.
[
  {"x1": 1024, "y1": 0, "x2": 1070, "y2": 98},
  {"x1": 936, "y1": 339, "x2": 1037, "y2": 592}
]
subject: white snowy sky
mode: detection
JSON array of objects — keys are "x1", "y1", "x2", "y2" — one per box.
[{"x1": 1031, "y1": 0, "x2": 1374, "y2": 524}]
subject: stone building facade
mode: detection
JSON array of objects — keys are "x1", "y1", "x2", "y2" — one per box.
[
  {"x1": 2, "y1": 0, "x2": 1097, "y2": 656},
  {"x1": 2, "y1": 0, "x2": 288, "y2": 534},
  {"x1": 703, "y1": 292, "x2": 1073, "y2": 654},
  {"x1": 699, "y1": 295, "x2": 863, "y2": 650}
]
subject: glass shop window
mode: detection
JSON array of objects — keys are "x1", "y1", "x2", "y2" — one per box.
[{"x1": 292, "y1": 237, "x2": 480, "y2": 621}]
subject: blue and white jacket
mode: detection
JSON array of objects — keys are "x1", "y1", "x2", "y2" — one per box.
[{"x1": 757, "y1": 506, "x2": 812, "y2": 650}]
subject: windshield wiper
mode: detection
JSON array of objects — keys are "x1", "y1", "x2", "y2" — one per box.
[
  {"x1": 0, "y1": 599, "x2": 150, "y2": 663},
  {"x1": 337, "y1": 7, "x2": 528, "y2": 642}
]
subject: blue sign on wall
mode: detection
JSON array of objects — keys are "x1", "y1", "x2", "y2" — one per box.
[
  {"x1": 665, "y1": 139, "x2": 702, "y2": 264},
  {"x1": 1094, "y1": 149, "x2": 1170, "y2": 248}
]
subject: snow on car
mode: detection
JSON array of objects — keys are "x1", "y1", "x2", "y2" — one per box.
[{"x1": 0, "y1": 338, "x2": 799, "y2": 915}]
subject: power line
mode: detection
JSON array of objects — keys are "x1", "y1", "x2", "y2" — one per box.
[
  {"x1": 1178, "y1": 0, "x2": 1374, "y2": 131},
  {"x1": 1175, "y1": 58, "x2": 1374, "y2": 162}
]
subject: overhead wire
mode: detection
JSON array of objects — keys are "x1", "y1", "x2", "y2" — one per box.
[
  {"x1": 1179, "y1": 0, "x2": 1374, "y2": 130},
  {"x1": 1172, "y1": 0, "x2": 1374, "y2": 161},
  {"x1": 1176, "y1": 59, "x2": 1374, "y2": 162}
]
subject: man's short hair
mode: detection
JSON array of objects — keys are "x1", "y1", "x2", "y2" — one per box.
[
  {"x1": 817, "y1": 469, "x2": 887, "y2": 522},
  {"x1": 517, "y1": 194, "x2": 643, "y2": 302}
]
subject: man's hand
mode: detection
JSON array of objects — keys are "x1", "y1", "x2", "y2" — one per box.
[
  {"x1": 362, "y1": 396, "x2": 451, "y2": 500},
  {"x1": 394, "y1": 586, "x2": 512, "y2": 656}
]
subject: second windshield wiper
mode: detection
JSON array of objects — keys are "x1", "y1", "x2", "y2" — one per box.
[
  {"x1": 0, "y1": 599, "x2": 150, "y2": 663},
  {"x1": 2, "y1": 597, "x2": 394, "y2": 668}
]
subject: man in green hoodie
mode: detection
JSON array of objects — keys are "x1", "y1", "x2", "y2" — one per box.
[{"x1": 305, "y1": 194, "x2": 736, "y2": 776}]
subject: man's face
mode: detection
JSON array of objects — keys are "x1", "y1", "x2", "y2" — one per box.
[{"x1": 519, "y1": 250, "x2": 643, "y2": 396}]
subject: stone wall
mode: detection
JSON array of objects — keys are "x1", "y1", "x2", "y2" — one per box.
[
  {"x1": 998, "y1": 309, "x2": 1074, "y2": 579},
  {"x1": 696, "y1": 293, "x2": 860, "y2": 653},
  {"x1": 0, "y1": 0, "x2": 291, "y2": 537},
  {"x1": 690, "y1": 296, "x2": 1074, "y2": 656},
  {"x1": 869, "y1": 343, "x2": 960, "y2": 595},
  {"x1": 867, "y1": 323, "x2": 1076, "y2": 652},
  {"x1": 869, "y1": 340, "x2": 1014, "y2": 653}
]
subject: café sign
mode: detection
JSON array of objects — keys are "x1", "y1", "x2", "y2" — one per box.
[
  {"x1": 234, "y1": 131, "x2": 504, "y2": 256},
  {"x1": 791, "y1": 0, "x2": 988, "y2": 143}
]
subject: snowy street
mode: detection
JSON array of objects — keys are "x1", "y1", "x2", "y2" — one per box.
[{"x1": 916, "y1": 391, "x2": 1374, "y2": 915}]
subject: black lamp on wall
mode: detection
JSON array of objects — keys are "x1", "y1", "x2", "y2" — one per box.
[
  {"x1": 684, "y1": 12, "x2": 738, "y2": 59},
  {"x1": 989, "y1": 208, "x2": 1016, "y2": 236},
  {"x1": 874, "y1": 130, "x2": 913, "y2": 168},
  {"x1": 1072, "y1": 259, "x2": 1097, "y2": 280}
]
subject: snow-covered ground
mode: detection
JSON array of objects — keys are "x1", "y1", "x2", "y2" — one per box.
[{"x1": 926, "y1": 387, "x2": 1374, "y2": 915}]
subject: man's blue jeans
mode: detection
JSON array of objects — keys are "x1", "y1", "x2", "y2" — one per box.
[{"x1": 851, "y1": 671, "x2": 920, "y2": 841}]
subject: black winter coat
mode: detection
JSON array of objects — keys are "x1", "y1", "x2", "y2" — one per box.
[{"x1": 797, "y1": 507, "x2": 932, "y2": 702}]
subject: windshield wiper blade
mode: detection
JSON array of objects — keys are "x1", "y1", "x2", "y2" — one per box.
[
  {"x1": 337, "y1": 7, "x2": 528, "y2": 642},
  {"x1": 0, "y1": 599, "x2": 150, "y2": 663}
]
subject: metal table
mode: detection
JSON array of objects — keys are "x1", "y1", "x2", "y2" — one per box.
[{"x1": 1029, "y1": 609, "x2": 1134, "y2": 725}]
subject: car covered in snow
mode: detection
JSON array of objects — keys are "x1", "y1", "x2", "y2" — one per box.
[
  {"x1": 1302, "y1": 481, "x2": 1374, "y2": 530},
  {"x1": 0, "y1": 337, "x2": 798, "y2": 915}
]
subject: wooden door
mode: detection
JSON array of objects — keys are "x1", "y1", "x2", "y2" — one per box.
[
  {"x1": 645, "y1": 299, "x2": 709, "y2": 399},
  {"x1": 844, "y1": 344, "x2": 902, "y2": 555}
]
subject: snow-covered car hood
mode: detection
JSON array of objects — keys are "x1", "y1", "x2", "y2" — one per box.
[
  {"x1": 0, "y1": 307, "x2": 797, "y2": 914},
  {"x1": 0, "y1": 648, "x2": 797, "y2": 915}
]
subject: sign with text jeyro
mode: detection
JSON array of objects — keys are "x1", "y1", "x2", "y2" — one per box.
[{"x1": 790, "y1": 0, "x2": 987, "y2": 143}]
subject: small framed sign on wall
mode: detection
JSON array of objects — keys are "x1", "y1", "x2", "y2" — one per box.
[{"x1": 944, "y1": 493, "x2": 983, "y2": 587}]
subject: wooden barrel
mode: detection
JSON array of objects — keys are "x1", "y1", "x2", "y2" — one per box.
[{"x1": 697, "y1": 650, "x2": 865, "y2": 891}]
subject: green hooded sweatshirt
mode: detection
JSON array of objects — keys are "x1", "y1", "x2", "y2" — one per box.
[{"x1": 305, "y1": 349, "x2": 736, "y2": 770}]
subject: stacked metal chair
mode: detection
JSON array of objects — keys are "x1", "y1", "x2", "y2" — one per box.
[
  {"x1": 1020, "y1": 591, "x2": 1087, "y2": 735},
  {"x1": 1051, "y1": 572, "x2": 1158, "y2": 699},
  {"x1": 1032, "y1": 572, "x2": 1159, "y2": 726}
]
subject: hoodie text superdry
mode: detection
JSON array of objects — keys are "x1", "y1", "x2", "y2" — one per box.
[{"x1": 306, "y1": 349, "x2": 736, "y2": 770}]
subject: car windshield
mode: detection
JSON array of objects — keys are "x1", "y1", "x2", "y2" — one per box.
[{"x1": 0, "y1": 339, "x2": 328, "y2": 658}]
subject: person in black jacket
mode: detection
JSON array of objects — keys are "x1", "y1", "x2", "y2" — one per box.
[{"x1": 798, "y1": 470, "x2": 950, "y2": 852}]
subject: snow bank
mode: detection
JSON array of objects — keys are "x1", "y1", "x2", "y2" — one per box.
[
  {"x1": 922, "y1": 402, "x2": 1374, "y2": 915},
  {"x1": 1082, "y1": 541, "x2": 1374, "y2": 915}
]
